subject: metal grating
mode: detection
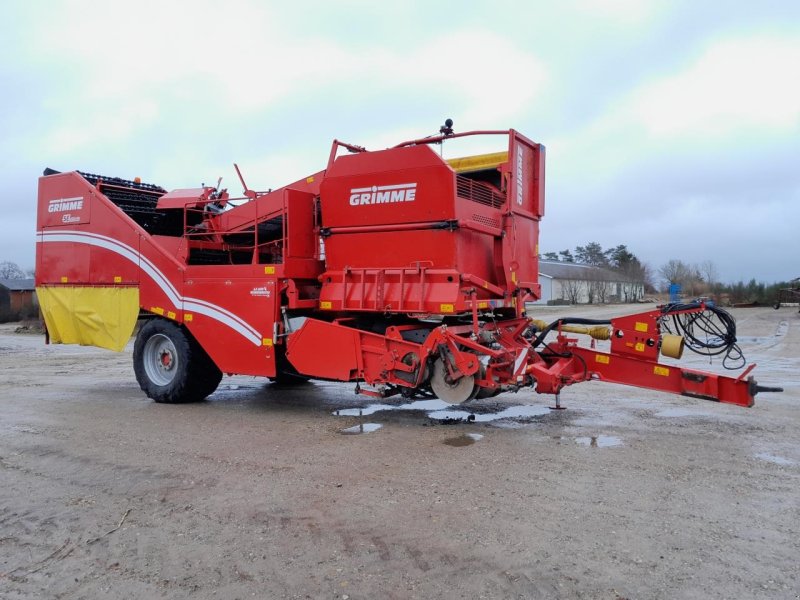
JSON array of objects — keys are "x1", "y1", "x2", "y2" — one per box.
[
  {"x1": 456, "y1": 175, "x2": 505, "y2": 209},
  {"x1": 471, "y1": 213, "x2": 501, "y2": 228}
]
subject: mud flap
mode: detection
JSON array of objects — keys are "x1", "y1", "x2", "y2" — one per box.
[{"x1": 37, "y1": 286, "x2": 139, "y2": 352}]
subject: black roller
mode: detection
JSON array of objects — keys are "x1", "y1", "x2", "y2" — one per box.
[{"x1": 75, "y1": 170, "x2": 179, "y2": 235}]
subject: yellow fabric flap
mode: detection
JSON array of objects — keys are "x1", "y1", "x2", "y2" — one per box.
[
  {"x1": 447, "y1": 151, "x2": 508, "y2": 174},
  {"x1": 37, "y1": 286, "x2": 140, "y2": 352}
]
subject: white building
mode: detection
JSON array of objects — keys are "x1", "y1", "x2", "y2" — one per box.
[{"x1": 531, "y1": 261, "x2": 645, "y2": 305}]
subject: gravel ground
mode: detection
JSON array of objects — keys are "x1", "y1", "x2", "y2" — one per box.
[{"x1": 0, "y1": 306, "x2": 798, "y2": 599}]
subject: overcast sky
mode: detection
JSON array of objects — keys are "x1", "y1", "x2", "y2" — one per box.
[{"x1": 2, "y1": 0, "x2": 798, "y2": 283}]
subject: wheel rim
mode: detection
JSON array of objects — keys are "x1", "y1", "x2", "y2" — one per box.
[{"x1": 142, "y1": 333, "x2": 179, "y2": 387}]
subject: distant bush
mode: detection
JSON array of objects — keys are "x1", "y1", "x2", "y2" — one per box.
[
  {"x1": 714, "y1": 280, "x2": 792, "y2": 305},
  {"x1": 547, "y1": 298, "x2": 571, "y2": 306}
]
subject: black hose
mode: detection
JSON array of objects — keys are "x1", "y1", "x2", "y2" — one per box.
[
  {"x1": 660, "y1": 301, "x2": 744, "y2": 369},
  {"x1": 531, "y1": 317, "x2": 612, "y2": 348}
]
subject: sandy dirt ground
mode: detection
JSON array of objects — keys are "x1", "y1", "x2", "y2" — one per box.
[{"x1": 0, "y1": 306, "x2": 798, "y2": 599}]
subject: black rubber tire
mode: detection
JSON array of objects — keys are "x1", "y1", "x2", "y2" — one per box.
[{"x1": 133, "y1": 318, "x2": 222, "y2": 403}]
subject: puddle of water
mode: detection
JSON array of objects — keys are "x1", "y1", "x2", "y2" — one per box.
[
  {"x1": 443, "y1": 433, "x2": 484, "y2": 447},
  {"x1": 428, "y1": 404, "x2": 550, "y2": 423},
  {"x1": 754, "y1": 452, "x2": 794, "y2": 466},
  {"x1": 334, "y1": 399, "x2": 550, "y2": 424},
  {"x1": 575, "y1": 435, "x2": 623, "y2": 448},
  {"x1": 334, "y1": 399, "x2": 451, "y2": 417},
  {"x1": 340, "y1": 423, "x2": 383, "y2": 435}
]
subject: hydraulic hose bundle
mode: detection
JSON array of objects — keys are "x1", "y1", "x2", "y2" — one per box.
[{"x1": 660, "y1": 301, "x2": 744, "y2": 369}]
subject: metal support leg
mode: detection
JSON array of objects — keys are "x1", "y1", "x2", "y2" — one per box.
[{"x1": 549, "y1": 393, "x2": 566, "y2": 410}]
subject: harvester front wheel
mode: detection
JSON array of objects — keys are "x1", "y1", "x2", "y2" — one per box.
[
  {"x1": 429, "y1": 357, "x2": 479, "y2": 404},
  {"x1": 133, "y1": 319, "x2": 222, "y2": 403}
]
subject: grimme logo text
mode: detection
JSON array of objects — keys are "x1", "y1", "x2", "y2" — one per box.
[
  {"x1": 48, "y1": 197, "x2": 84, "y2": 213},
  {"x1": 349, "y1": 183, "x2": 417, "y2": 206}
]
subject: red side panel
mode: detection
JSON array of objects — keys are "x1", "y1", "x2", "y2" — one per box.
[
  {"x1": 36, "y1": 172, "x2": 279, "y2": 378},
  {"x1": 285, "y1": 189, "x2": 316, "y2": 259},
  {"x1": 497, "y1": 132, "x2": 545, "y2": 299},
  {"x1": 508, "y1": 133, "x2": 545, "y2": 219},
  {"x1": 323, "y1": 229, "x2": 457, "y2": 269},
  {"x1": 180, "y1": 270, "x2": 278, "y2": 376},
  {"x1": 286, "y1": 318, "x2": 422, "y2": 385},
  {"x1": 37, "y1": 173, "x2": 147, "y2": 288},
  {"x1": 286, "y1": 319, "x2": 361, "y2": 380}
]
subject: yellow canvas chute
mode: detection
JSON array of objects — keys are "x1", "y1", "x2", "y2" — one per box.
[
  {"x1": 447, "y1": 151, "x2": 508, "y2": 174},
  {"x1": 37, "y1": 286, "x2": 140, "y2": 352}
]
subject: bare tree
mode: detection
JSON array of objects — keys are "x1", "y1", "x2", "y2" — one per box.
[
  {"x1": 592, "y1": 279, "x2": 612, "y2": 303},
  {"x1": 588, "y1": 269, "x2": 614, "y2": 304},
  {"x1": 621, "y1": 281, "x2": 645, "y2": 302},
  {"x1": 661, "y1": 259, "x2": 708, "y2": 296},
  {"x1": 698, "y1": 260, "x2": 719, "y2": 293},
  {"x1": 0, "y1": 261, "x2": 26, "y2": 279},
  {"x1": 640, "y1": 262, "x2": 656, "y2": 293},
  {"x1": 561, "y1": 279, "x2": 583, "y2": 304},
  {"x1": 659, "y1": 259, "x2": 691, "y2": 288},
  {"x1": 621, "y1": 282, "x2": 633, "y2": 302}
]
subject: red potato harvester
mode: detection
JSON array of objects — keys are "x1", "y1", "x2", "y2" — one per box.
[{"x1": 35, "y1": 121, "x2": 782, "y2": 407}]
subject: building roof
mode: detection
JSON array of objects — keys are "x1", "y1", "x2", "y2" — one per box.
[
  {"x1": 539, "y1": 261, "x2": 639, "y2": 283},
  {"x1": 0, "y1": 278, "x2": 35, "y2": 291}
]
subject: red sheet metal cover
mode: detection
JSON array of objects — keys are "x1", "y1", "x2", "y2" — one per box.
[
  {"x1": 156, "y1": 188, "x2": 207, "y2": 209},
  {"x1": 509, "y1": 134, "x2": 545, "y2": 219},
  {"x1": 321, "y1": 145, "x2": 455, "y2": 228},
  {"x1": 38, "y1": 173, "x2": 91, "y2": 228}
]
